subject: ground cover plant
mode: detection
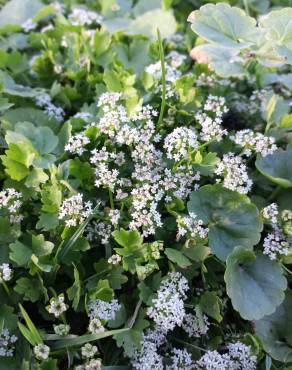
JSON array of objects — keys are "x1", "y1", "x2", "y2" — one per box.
[{"x1": 0, "y1": 0, "x2": 292, "y2": 369}]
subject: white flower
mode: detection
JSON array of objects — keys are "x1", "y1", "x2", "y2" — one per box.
[
  {"x1": 88, "y1": 299, "x2": 121, "y2": 321},
  {"x1": 263, "y1": 229, "x2": 290, "y2": 260},
  {"x1": 107, "y1": 254, "x2": 121, "y2": 265},
  {"x1": 34, "y1": 344, "x2": 50, "y2": 361},
  {"x1": 108, "y1": 209, "x2": 120, "y2": 225},
  {"x1": 53, "y1": 324, "x2": 70, "y2": 336},
  {"x1": 167, "y1": 348, "x2": 194, "y2": 370},
  {"x1": 88, "y1": 318, "x2": 105, "y2": 334},
  {"x1": 47, "y1": 295, "x2": 68, "y2": 318},
  {"x1": 177, "y1": 214, "x2": 208, "y2": 240},
  {"x1": 164, "y1": 127, "x2": 198, "y2": 162},
  {"x1": 227, "y1": 342, "x2": 257, "y2": 370},
  {"x1": 22, "y1": 19, "x2": 37, "y2": 32},
  {"x1": 182, "y1": 312, "x2": 210, "y2": 338},
  {"x1": 147, "y1": 273, "x2": 189, "y2": 333},
  {"x1": 35, "y1": 93, "x2": 52, "y2": 107},
  {"x1": 65, "y1": 133, "x2": 90, "y2": 156},
  {"x1": 167, "y1": 51, "x2": 187, "y2": 68},
  {"x1": 69, "y1": 7, "x2": 102, "y2": 26},
  {"x1": 262, "y1": 203, "x2": 279, "y2": 225},
  {"x1": 58, "y1": 194, "x2": 93, "y2": 227},
  {"x1": 230, "y1": 129, "x2": 277, "y2": 157},
  {"x1": 0, "y1": 188, "x2": 23, "y2": 223},
  {"x1": 0, "y1": 264, "x2": 12, "y2": 283},
  {"x1": 195, "y1": 95, "x2": 228, "y2": 142},
  {"x1": 85, "y1": 359, "x2": 102, "y2": 370},
  {"x1": 81, "y1": 343, "x2": 98, "y2": 359},
  {"x1": 0, "y1": 329, "x2": 17, "y2": 357},
  {"x1": 215, "y1": 153, "x2": 253, "y2": 194},
  {"x1": 196, "y1": 350, "x2": 231, "y2": 369}
]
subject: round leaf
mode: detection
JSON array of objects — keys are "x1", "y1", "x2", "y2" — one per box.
[
  {"x1": 255, "y1": 291, "x2": 292, "y2": 363},
  {"x1": 255, "y1": 148, "x2": 292, "y2": 188},
  {"x1": 187, "y1": 185, "x2": 263, "y2": 260},
  {"x1": 225, "y1": 247, "x2": 287, "y2": 320},
  {"x1": 187, "y1": 3, "x2": 257, "y2": 49}
]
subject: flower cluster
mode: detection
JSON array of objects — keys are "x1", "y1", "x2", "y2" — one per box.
[
  {"x1": 0, "y1": 329, "x2": 17, "y2": 357},
  {"x1": 58, "y1": 194, "x2": 93, "y2": 227},
  {"x1": 195, "y1": 95, "x2": 228, "y2": 142},
  {"x1": 182, "y1": 311, "x2": 210, "y2": 338},
  {"x1": 263, "y1": 229, "x2": 290, "y2": 260},
  {"x1": 231, "y1": 129, "x2": 277, "y2": 157},
  {"x1": 262, "y1": 203, "x2": 279, "y2": 225},
  {"x1": 68, "y1": 7, "x2": 103, "y2": 26},
  {"x1": 35, "y1": 93, "x2": 65, "y2": 122},
  {"x1": 147, "y1": 272, "x2": 189, "y2": 333},
  {"x1": 196, "y1": 342, "x2": 256, "y2": 370},
  {"x1": 0, "y1": 188, "x2": 23, "y2": 223},
  {"x1": 88, "y1": 299, "x2": 121, "y2": 321},
  {"x1": 34, "y1": 344, "x2": 50, "y2": 361},
  {"x1": 164, "y1": 127, "x2": 198, "y2": 161},
  {"x1": 65, "y1": 133, "x2": 90, "y2": 156},
  {"x1": 215, "y1": 153, "x2": 253, "y2": 194},
  {"x1": 46, "y1": 295, "x2": 68, "y2": 318},
  {"x1": 0, "y1": 263, "x2": 12, "y2": 283},
  {"x1": 177, "y1": 214, "x2": 209, "y2": 240}
]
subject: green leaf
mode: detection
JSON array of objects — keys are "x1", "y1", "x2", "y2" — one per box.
[
  {"x1": 36, "y1": 213, "x2": 59, "y2": 231},
  {"x1": 0, "y1": 71, "x2": 37, "y2": 97},
  {"x1": 199, "y1": 291, "x2": 222, "y2": 322},
  {"x1": 31, "y1": 234, "x2": 54, "y2": 257},
  {"x1": 18, "y1": 304, "x2": 43, "y2": 345},
  {"x1": 255, "y1": 291, "x2": 292, "y2": 363},
  {"x1": 9, "y1": 240, "x2": 32, "y2": 266},
  {"x1": 0, "y1": 305, "x2": 18, "y2": 331},
  {"x1": 0, "y1": 0, "x2": 43, "y2": 27},
  {"x1": 67, "y1": 264, "x2": 81, "y2": 310},
  {"x1": 190, "y1": 44, "x2": 244, "y2": 78},
  {"x1": 187, "y1": 185, "x2": 263, "y2": 260},
  {"x1": 164, "y1": 248, "x2": 192, "y2": 268},
  {"x1": 50, "y1": 328, "x2": 129, "y2": 350},
  {"x1": 14, "y1": 277, "x2": 42, "y2": 302},
  {"x1": 256, "y1": 148, "x2": 292, "y2": 188},
  {"x1": 225, "y1": 247, "x2": 287, "y2": 320},
  {"x1": 188, "y1": 3, "x2": 257, "y2": 49},
  {"x1": 112, "y1": 228, "x2": 143, "y2": 249}
]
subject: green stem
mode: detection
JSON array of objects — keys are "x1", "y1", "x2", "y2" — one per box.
[
  {"x1": 2, "y1": 281, "x2": 10, "y2": 296},
  {"x1": 243, "y1": 0, "x2": 249, "y2": 15},
  {"x1": 170, "y1": 336, "x2": 207, "y2": 352},
  {"x1": 108, "y1": 188, "x2": 114, "y2": 209},
  {"x1": 267, "y1": 185, "x2": 281, "y2": 202},
  {"x1": 60, "y1": 180, "x2": 77, "y2": 195},
  {"x1": 281, "y1": 264, "x2": 292, "y2": 276},
  {"x1": 128, "y1": 299, "x2": 142, "y2": 328},
  {"x1": 157, "y1": 28, "x2": 166, "y2": 129}
]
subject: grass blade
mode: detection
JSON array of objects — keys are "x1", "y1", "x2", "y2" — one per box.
[
  {"x1": 157, "y1": 28, "x2": 166, "y2": 129},
  {"x1": 50, "y1": 328, "x2": 129, "y2": 350},
  {"x1": 19, "y1": 304, "x2": 43, "y2": 344}
]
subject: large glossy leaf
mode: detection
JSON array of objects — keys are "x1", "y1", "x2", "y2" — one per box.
[
  {"x1": 0, "y1": 0, "x2": 42, "y2": 27},
  {"x1": 259, "y1": 8, "x2": 292, "y2": 48},
  {"x1": 187, "y1": 185, "x2": 263, "y2": 261},
  {"x1": 190, "y1": 44, "x2": 244, "y2": 78},
  {"x1": 187, "y1": 3, "x2": 257, "y2": 49},
  {"x1": 255, "y1": 291, "x2": 292, "y2": 362},
  {"x1": 225, "y1": 247, "x2": 287, "y2": 320},
  {"x1": 256, "y1": 148, "x2": 292, "y2": 188}
]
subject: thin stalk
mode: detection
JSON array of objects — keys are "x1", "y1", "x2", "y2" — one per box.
[
  {"x1": 108, "y1": 188, "x2": 114, "y2": 209},
  {"x1": 170, "y1": 336, "x2": 207, "y2": 352},
  {"x1": 157, "y1": 28, "x2": 166, "y2": 129},
  {"x1": 128, "y1": 299, "x2": 142, "y2": 328},
  {"x1": 243, "y1": 0, "x2": 249, "y2": 15},
  {"x1": 2, "y1": 281, "x2": 10, "y2": 296}
]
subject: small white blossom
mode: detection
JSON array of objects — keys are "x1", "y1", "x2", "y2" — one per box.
[
  {"x1": 164, "y1": 127, "x2": 198, "y2": 162},
  {"x1": 108, "y1": 209, "x2": 120, "y2": 225},
  {"x1": 22, "y1": 19, "x2": 37, "y2": 32},
  {"x1": 108, "y1": 254, "x2": 121, "y2": 265},
  {"x1": 54, "y1": 324, "x2": 70, "y2": 336},
  {"x1": 0, "y1": 264, "x2": 12, "y2": 283},
  {"x1": 0, "y1": 329, "x2": 17, "y2": 357},
  {"x1": 85, "y1": 359, "x2": 102, "y2": 370},
  {"x1": 215, "y1": 153, "x2": 253, "y2": 194},
  {"x1": 81, "y1": 343, "x2": 98, "y2": 359},
  {"x1": 34, "y1": 344, "x2": 50, "y2": 361},
  {"x1": 65, "y1": 133, "x2": 90, "y2": 156},
  {"x1": 88, "y1": 299, "x2": 121, "y2": 321},
  {"x1": 167, "y1": 51, "x2": 187, "y2": 68},
  {"x1": 167, "y1": 348, "x2": 194, "y2": 370},
  {"x1": 69, "y1": 7, "x2": 102, "y2": 26},
  {"x1": 231, "y1": 129, "x2": 277, "y2": 157},
  {"x1": 177, "y1": 214, "x2": 208, "y2": 240},
  {"x1": 47, "y1": 295, "x2": 68, "y2": 318},
  {"x1": 88, "y1": 318, "x2": 105, "y2": 334},
  {"x1": 59, "y1": 194, "x2": 93, "y2": 227},
  {"x1": 262, "y1": 203, "x2": 279, "y2": 225},
  {"x1": 263, "y1": 229, "x2": 290, "y2": 260},
  {"x1": 182, "y1": 312, "x2": 210, "y2": 338},
  {"x1": 0, "y1": 188, "x2": 23, "y2": 223}
]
